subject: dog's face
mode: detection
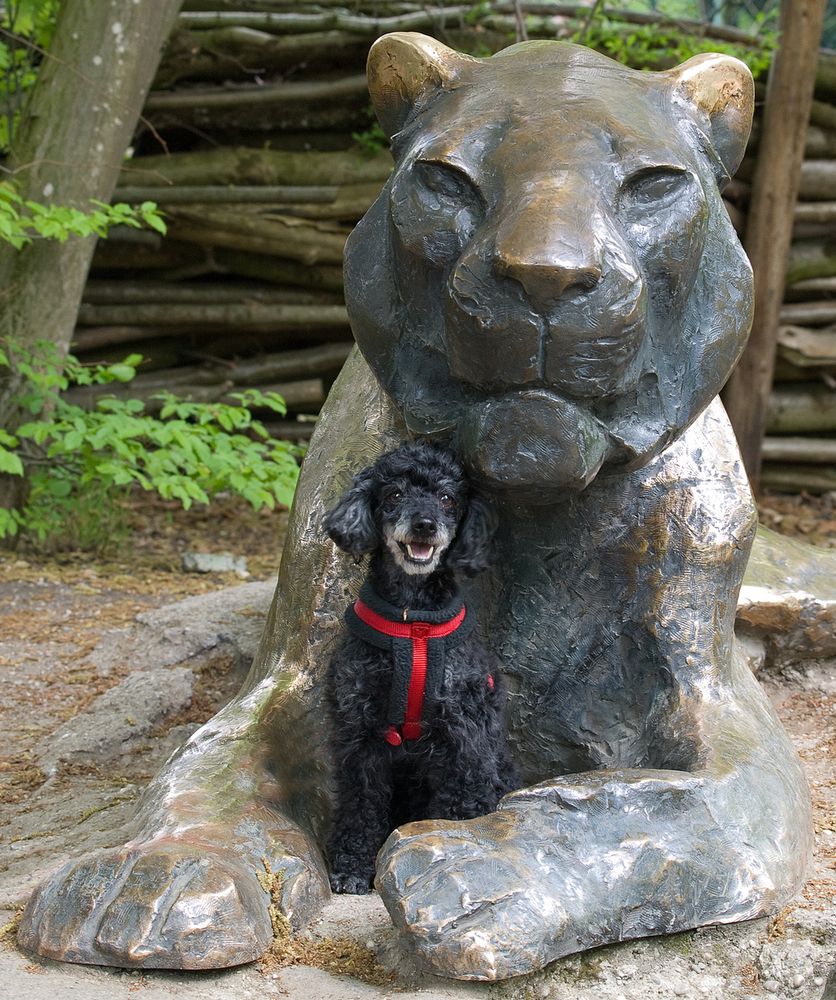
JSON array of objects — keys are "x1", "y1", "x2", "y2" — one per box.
[
  {"x1": 378, "y1": 470, "x2": 461, "y2": 576},
  {"x1": 324, "y1": 442, "x2": 495, "y2": 578}
]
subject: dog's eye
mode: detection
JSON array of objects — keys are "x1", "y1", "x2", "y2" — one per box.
[
  {"x1": 383, "y1": 490, "x2": 402, "y2": 507},
  {"x1": 439, "y1": 493, "x2": 457, "y2": 513}
]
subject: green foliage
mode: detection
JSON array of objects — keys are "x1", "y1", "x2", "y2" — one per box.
[
  {"x1": 0, "y1": 181, "x2": 166, "y2": 249},
  {"x1": 0, "y1": 342, "x2": 302, "y2": 551},
  {"x1": 0, "y1": 0, "x2": 59, "y2": 151},
  {"x1": 573, "y1": 11, "x2": 777, "y2": 79},
  {"x1": 455, "y1": 1, "x2": 777, "y2": 79},
  {"x1": 0, "y1": 3, "x2": 165, "y2": 246},
  {"x1": 351, "y1": 105, "x2": 389, "y2": 155}
]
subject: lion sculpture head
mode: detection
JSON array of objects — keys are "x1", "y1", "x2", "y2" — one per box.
[{"x1": 344, "y1": 34, "x2": 754, "y2": 502}]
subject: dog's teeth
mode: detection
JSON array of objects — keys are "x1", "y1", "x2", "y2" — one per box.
[{"x1": 406, "y1": 544, "x2": 434, "y2": 561}]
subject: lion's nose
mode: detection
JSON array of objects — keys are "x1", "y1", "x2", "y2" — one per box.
[
  {"x1": 493, "y1": 184, "x2": 605, "y2": 309},
  {"x1": 497, "y1": 254, "x2": 603, "y2": 305}
]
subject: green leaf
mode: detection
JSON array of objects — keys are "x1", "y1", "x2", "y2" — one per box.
[
  {"x1": 0, "y1": 446, "x2": 24, "y2": 475},
  {"x1": 45, "y1": 478, "x2": 72, "y2": 497},
  {"x1": 107, "y1": 363, "x2": 137, "y2": 383},
  {"x1": 0, "y1": 507, "x2": 20, "y2": 539}
]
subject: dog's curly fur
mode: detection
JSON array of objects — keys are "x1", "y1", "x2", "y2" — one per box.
[{"x1": 323, "y1": 441, "x2": 517, "y2": 894}]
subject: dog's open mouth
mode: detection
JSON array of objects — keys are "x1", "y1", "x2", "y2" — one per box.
[{"x1": 400, "y1": 541, "x2": 435, "y2": 564}]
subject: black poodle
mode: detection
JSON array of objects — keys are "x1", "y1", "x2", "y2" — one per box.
[{"x1": 322, "y1": 440, "x2": 517, "y2": 894}]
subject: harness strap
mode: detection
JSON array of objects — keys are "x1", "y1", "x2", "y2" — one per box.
[{"x1": 353, "y1": 599, "x2": 466, "y2": 744}]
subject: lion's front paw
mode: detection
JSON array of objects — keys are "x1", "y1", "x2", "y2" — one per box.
[
  {"x1": 375, "y1": 811, "x2": 569, "y2": 980},
  {"x1": 18, "y1": 842, "x2": 287, "y2": 969}
]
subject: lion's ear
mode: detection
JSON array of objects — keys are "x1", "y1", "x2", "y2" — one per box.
[
  {"x1": 669, "y1": 53, "x2": 754, "y2": 180},
  {"x1": 367, "y1": 32, "x2": 474, "y2": 138}
]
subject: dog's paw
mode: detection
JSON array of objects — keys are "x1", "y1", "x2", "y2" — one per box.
[{"x1": 329, "y1": 871, "x2": 373, "y2": 894}]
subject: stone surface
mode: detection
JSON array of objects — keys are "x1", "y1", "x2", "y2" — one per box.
[
  {"x1": 2, "y1": 581, "x2": 833, "y2": 998},
  {"x1": 738, "y1": 526, "x2": 836, "y2": 668},
  {"x1": 0, "y1": 582, "x2": 274, "y2": 908},
  {"x1": 181, "y1": 551, "x2": 249, "y2": 576},
  {"x1": 4, "y1": 899, "x2": 835, "y2": 999},
  {"x1": 35, "y1": 668, "x2": 194, "y2": 772}
]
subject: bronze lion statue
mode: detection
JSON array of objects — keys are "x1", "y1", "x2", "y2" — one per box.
[{"x1": 19, "y1": 34, "x2": 811, "y2": 981}]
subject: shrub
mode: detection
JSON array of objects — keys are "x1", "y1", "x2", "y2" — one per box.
[{"x1": 0, "y1": 342, "x2": 302, "y2": 551}]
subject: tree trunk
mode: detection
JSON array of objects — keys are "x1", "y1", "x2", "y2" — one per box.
[
  {"x1": 0, "y1": 0, "x2": 183, "y2": 430},
  {"x1": 722, "y1": 0, "x2": 827, "y2": 488}
]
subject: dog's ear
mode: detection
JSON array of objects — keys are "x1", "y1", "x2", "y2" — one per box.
[
  {"x1": 322, "y1": 467, "x2": 379, "y2": 557},
  {"x1": 446, "y1": 491, "x2": 497, "y2": 577}
]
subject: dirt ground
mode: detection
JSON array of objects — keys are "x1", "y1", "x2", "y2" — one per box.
[{"x1": 0, "y1": 488, "x2": 834, "y2": 999}]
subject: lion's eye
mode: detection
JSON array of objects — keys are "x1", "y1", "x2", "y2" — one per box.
[
  {"x1": 415, "y1": 161, "x2": 475, "y2": 202},
  {"x1": 621, "y1": 168, "x2": 688, "y2": 206}
]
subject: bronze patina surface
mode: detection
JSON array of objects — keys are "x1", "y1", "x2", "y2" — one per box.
[{"x1": 18, "y1": 35, "x2": 812, "y2": 980}]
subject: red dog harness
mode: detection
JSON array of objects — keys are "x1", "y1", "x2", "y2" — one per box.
[{"x1": 345, "y1": 584, "x2": 486, "y2": 746}]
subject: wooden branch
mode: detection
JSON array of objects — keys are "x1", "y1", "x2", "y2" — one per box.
[
  {"x1": 794, "y1": 201, "x2": 836, "y2": 224},
  {"x1": 82, "y1": 281, "x2": 342, "y2": 306},
  {"x1": 211, "y1": 248, "x2": 344, "y2": 291},
  {"x1": 65, "y1": 378, "x2": 325, "y2": 412},
  {"x1": 799, "y1": 159, "x2": 836, "y2": 200},
  {"x1": 90, "y1": 239, "x2": 209, "y2": 272},
  {"x1": 176, "y1": 7, "x2": 471, "y2": 33},
  {"x1": 270, "y1": 186, "x2": 380, "y2": 221},
  {"x1": 77, "y1": 300, "x2": 349, "y2": 330},
  {"x1": 165, "y1": 207, "x2": 348, "y2": 265},
  {"x1": 810, "y1": 99, "x2": 836, "y2": 131},
  {"x1": 815, "y1": 47, "x2": 836, "y2": 98},
  {"x1": 114, "y1": 184, "x2": 342, "y2": 204},
  {"x1": 762, "y1": 436, "x2": 836, "y2": 463},
  {"x1": 805, "y1": 125, "x2": 836, "y2": 159},
  {"x1": 145, "y1": 75, "x2": 368, "y2": 112},
  {"x1": 723, "y1": 0, "x2": 827, "y2": 487},
  {"x1": 766, "y1": 383, "x2": 836, "y2": 434},
  {"x1": 773, "y1": 357, "x2": 836, "y2": 382},
  {"x1": 786, "y1": 239, "x2": 836, "y2": 285},
  {"x1": 119, "y1": 147, "x2": 392, "y2": 188},
  {"x1": 174, "y1": 3, "x2": 770, "y2": 48},
  {"x1": 788, "y1": 274, "x2": 836, "y2": 294},
  {"x1": 760, "y1": 462, "x2": 836, "y2": 493},
  {"x1": 113, "y1": 182, "x2": 382, "y2": 220},
  {"x1": 231, "y1": 342, "x2": 350, "y2": 384},
  {"x1": 780, "y1": 302, "x2": 836, "y2": 326},
  {"x1": 777, "y1": 324, "x2": 836, "y2": 366},
  {"x1": 125, "y1": 342, "x2": 351, "y2": 390},
  {"x1": 261, "y1": 419, "x2": 316, "y2": 441},
  {"x1": 72, "y1": 326, "x2": 190, "y2": 352},
  {"x1": 156, "y1": 28, "x2": 368, "y2": 87}
]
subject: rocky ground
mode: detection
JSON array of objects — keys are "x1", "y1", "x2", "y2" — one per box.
[{"x1": 0, "y1": 491, "x2": 834, "y2": 1000}]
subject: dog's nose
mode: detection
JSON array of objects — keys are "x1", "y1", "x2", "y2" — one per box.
[{"x1": 411, "y1": 517, "x2": 436, "y2": 537}]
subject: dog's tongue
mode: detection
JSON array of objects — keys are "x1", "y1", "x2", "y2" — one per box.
[{"x1": 410, "y1": 543, "x2": 432, "y2": 559}]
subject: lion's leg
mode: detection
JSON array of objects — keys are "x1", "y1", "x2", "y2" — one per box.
[
  {"x1": 17, "y1": 352, "x2": 401, "y2": 970},
  {"x1": 376, "y1": 665, "x2": 812, "y2": 980},
  {"x1": 376, "y1": 406, "x2": 812, "y2": 981}
]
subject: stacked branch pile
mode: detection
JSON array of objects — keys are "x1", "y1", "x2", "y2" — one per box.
[{"x1": 75, "y1": 2, "x2": 836, "y2": 475}]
